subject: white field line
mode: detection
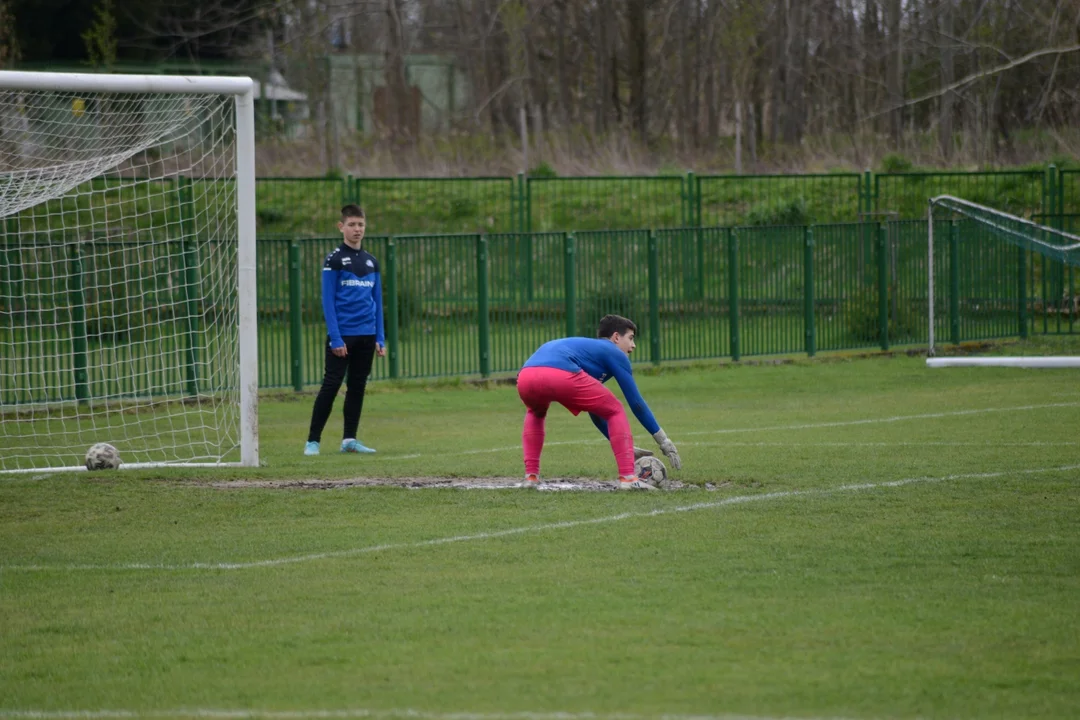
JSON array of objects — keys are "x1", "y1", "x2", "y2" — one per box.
[
  {"x1": 376, "y1": 401, "x2": 1080, "y2": 461},
  {"x1": 0, "y1": 709, "x2": 858, "y2": 720},
  {"x1": 4, "y1": 465, "x2": 1077, "y2": 574},
  {"x1": 681, "y1": 441, "x2": 1079, "y2": 448},
  {"x1": 680, "y1": 401, "x2": 1080, "y2": 436}
]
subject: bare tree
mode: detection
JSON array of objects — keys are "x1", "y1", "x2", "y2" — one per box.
[
  {"x1": 0, "y1": 0, "x2": 19, "y2": 69},
  {"x1": 14, "y1": 0, "x2": 1072, "y2": 170},
  {"x1": 938, "y1": 0, "x2": 956, "y2": 159},
  {"x1": 627, "y1": 0, "x2": 648, "y2": 140},
  {"x1": 384, "y1": 0, "x2": 411, "y2": 141}
]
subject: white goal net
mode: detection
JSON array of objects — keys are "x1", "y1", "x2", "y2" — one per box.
[
  {"x1": 0, "y1": 72, "x2": 258, "y2": 472},
  {"x1": 927, "y1": 195, "x2": 1080, "y2": 368}
]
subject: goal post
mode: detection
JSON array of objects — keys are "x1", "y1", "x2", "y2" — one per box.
[
  {"x1": 0, "y1": 71, "x2": 258, "y2": 472},
  {"x1": 926, "y1": 195, "x2": 1080, "y2": 369}
]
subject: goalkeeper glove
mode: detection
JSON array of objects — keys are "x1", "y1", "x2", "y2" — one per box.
[
  {"x1": 633, "y1": 446, "x2": 655, "y2": 460},
  {"x1": 651, "y1": 428, "x2": 682, "y2": 469}
]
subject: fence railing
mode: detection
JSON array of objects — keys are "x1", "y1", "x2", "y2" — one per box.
[
  {"x1": 19, "y1": 167, "x2": 1074, "y2": 240},
  {"x1": 257, "y1": 219, "x2": 1075, "y2": 386},
  {"x1": 241, "y1": 166, "x2": 1080, "y2": 238},
  {"x1": 2, "y1": 218, "x2": 1076, "y2": 402}
]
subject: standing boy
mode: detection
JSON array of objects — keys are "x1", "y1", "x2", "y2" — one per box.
[
  {"x1": 304, "y1": 204, "x2": 386, "y2": 455},
  {"x1": 516, "y1": 314, "x2": 682, "y2": 489}
]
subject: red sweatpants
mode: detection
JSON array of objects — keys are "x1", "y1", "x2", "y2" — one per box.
[{"x1": 516, "y1": 366, "x2": 635, "y2": 477}]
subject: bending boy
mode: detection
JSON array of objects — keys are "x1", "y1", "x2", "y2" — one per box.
[{"x1": 516, "y1": 314, "x2": 682, "y2": 489}]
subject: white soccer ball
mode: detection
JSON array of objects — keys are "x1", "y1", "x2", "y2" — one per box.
[
  {"x1": 85, "y1": 443, "x2": 121, "y2": 471},
  {"x1": 634, "y1": 455, "x2": 668, "y2": 488}
]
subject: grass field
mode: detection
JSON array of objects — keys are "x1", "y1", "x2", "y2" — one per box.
[{"x1": 2, "y1": 350, "x2": 1079, "y2": 719}]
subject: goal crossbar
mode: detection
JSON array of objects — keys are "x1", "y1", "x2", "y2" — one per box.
[
  {"x1": 929, "y1": 195, "x2": 1080, "y2": 266},
  {"x1": 0, "y1": 71, "x2": 253, "y2": 96}
]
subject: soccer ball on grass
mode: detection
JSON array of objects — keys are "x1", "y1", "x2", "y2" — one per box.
[
  {"x1": 634, "y1": 455, "x2": 668, "y2": 488},
  {"x1": 85, "y1": 443, "x2": 121, "y2": 471}
]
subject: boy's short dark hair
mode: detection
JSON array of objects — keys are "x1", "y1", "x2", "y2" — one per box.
[
  {"x1": 341, "y1": 204, "x2": 365, "y2": 220},
  {"x1": 597, "y1": 314, "x2": 637, "y2": 339}
]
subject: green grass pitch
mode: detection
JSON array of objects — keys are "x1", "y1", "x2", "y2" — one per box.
[{"x1": 2, "y1": 352, "x2": 1079, "y2": 719}]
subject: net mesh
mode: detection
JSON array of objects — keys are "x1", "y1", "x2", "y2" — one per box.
[
  {"x1": 932, "y1": 196, "x2": 1080, "y2": 268},
  {"x1": 928, "y1": 195, "x2": 1079, "y2": 360},
  {"x1": 0, "y1": 87, "x2": 242, "y2": 471}
]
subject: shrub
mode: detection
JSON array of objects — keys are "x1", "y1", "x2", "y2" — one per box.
[
  {"x1": 745, "y1": 197, "x2": 810, "y2": 226},
  {"x1": 880, "y1": 153, "x2": 914, "y2": 173},
  {"x1": 844, "y1": 286, "x2": 920, "y2": 343},
  {"x1": 449, "y1": 197, "x2": 478, "y2": 220},
  {"x1": 257, "y1": 207, "x2": 286, "y2": 227},
  {"x1": 529, "y1": 162, "x2": 558, "y2": 178}
]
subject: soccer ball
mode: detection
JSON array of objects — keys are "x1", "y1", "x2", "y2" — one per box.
[
  {"x1": 85, "y1": 443, "x2": 121, "y2": 471},
  {"x1": 634, "y1": 455, "x2": 668, "y2": 488}
]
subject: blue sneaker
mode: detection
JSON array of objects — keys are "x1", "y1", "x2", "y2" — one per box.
[
  {"x1": 303, "y1": 441, "x2": 320, "y2": 456},
  {"x1": 340, "y1": 439, "x2": 376, "y2": 454}
]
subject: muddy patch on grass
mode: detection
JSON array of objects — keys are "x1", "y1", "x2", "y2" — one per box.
[{"x1": 210, "y1": 477, "x2": 697, "y2": 492}]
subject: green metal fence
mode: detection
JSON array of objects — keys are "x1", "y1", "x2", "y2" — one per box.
[
  {"x1": 873, "y1": 170, "x2": 1046, "y2": 220},
  {"x1": 0, "y1": 236, "x2": 228, "y2": 405},
  {"x1": 1058, "y1": 170, "x2": 1080, "y2": 215},
  {"x1": 3, "y1": 218, "x2": 1076, "y2": 403},
  {"x1": 6, "y1": 165, "x2": 1080, "y2": 403},
  {"x1": 486, "y1": 232, "x2": 568, "y2": 373},
  {"x1": 255, "y1": 178, "x2": 346, "y2": 237},
  {"x1": 243, "y1": 220, "x2": 1074, "y2": 390},
  {"x1": 525, "y1": 176, "x2": 689, "y2": 231},
  {"x1": 350, "y1": 177, "x2": 518, "y2": 235},
  {"x1": 34, "y1": 167, "x2": 1080, "y2": 242},
  {"x1": 696, "y1": 173, "x2": 863, "y2": 227},
  {"x1": 653, "y1": 228, "x2": 731, "y2": 362},
  {"x1": 1029, "y1": 214, "x2": 1080, "y2": 337}
]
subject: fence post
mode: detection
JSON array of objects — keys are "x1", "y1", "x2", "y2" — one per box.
[
  {"x1": 949, "y1": 221, "x2": 960, "y2": 344},
  {"x1": 518, "y1": 172, "x2": 528, "y2": 233},
  {"x1": 696, "y1": 227, "x2": 706, "y2": 301},
  {"x1": 69, "y1": 244, "x2": 89, "y2": 404},
  {"x1": 728, "y1": 228, "x2": 740, "y2": 361},
  {"x1": 648, "y1": 230, "x2": 661, "y2": 366},
  {"x1": 877, "y1": 223, "x2": 889, "y2": 351},
  {"x1": 864, "y1": 169, "x2": 874, "y2": 216},
  {"x1": 178, "y1": 176, "x2": 199, "y2": 397},
  {"x1": 477, "y1": 234, "x2": 491, "y2": 377},
  {"x1": 858, "y1": 170, "x2": 865, "y2": 217},
  {"x1": 524, "y1": 234, "x2": 534, "y2": 303},
  {"x1": 1017, "y1": 244, "x2": 1028, "y2": 339},
  {"x1": 1044, "y1": 164, "x2": 1058, "y2": 335},
  {"x1": 683, "y1": 172, "x2": 695, "y2": 227},
  {"x1": 694, "y1": 173, "x2": 703, "y2": 228},
  {"x1": 564, "y1": 233, "x2": 576, "y2": 337},
  {"x1": 804, "y1": 226, "x2": 816, "y2": 357},
  {"x1": 1046, "y1": 164, "x2": 1056, "y2": 220},
  {"x1": 1058, "y1": 167, "x2": 1066, "y2": 220},
  {"x1": 288, "y1": 242, "x2": 303, "y2": 391},
  {"x1": 386, "y1": 237, "x2": 400, "y2": 379},
  {"x1": 861, "y1": 170, "x2": 875, "y2": 287}
]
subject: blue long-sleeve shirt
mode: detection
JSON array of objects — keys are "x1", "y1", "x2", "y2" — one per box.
[
  {"x1": 522, "y1": 337, "x2": 660, "y2": 436},
  {"x1": 320, "y1": 243, "x2": 385, "y2": 349}
]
